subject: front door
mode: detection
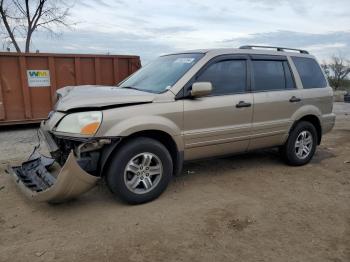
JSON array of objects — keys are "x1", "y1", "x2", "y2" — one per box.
[{"x1": 183, "y1": 56, "x2": 253, "y2": 160}]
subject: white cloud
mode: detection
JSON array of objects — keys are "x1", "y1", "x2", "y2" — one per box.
[
  {"x1": 306, "y1": 43, "x2": 347, "y2": 51},
  {"x1": 3, "y1": 0, "x2": 350, "y2": 62}
]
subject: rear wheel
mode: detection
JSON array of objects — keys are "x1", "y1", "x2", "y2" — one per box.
[
  {"x1": 281, "y1": 121, "x2": 318, "y2": 166},
  {"x1": 106, "y1": 137, "x2": 173, "y2": 204}
]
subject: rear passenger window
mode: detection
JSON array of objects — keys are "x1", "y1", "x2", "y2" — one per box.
[
  {"x1": 292, "y1": 57, "x2": 327, "y2": 89},
  {"x1": 252, "y1": 60, "x2": 294, "y2": 91},
  {"x1": 196, "y1": 60, "x2": 246, "y2": 95}
]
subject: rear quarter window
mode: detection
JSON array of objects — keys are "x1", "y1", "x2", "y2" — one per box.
[{"x1": 292, "y1": 57, "x2": 327, "y2": 89}]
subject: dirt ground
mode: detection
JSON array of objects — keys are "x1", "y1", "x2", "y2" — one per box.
[{"x1": 0, "y1": 103, "x2": 349, "y2": 262}]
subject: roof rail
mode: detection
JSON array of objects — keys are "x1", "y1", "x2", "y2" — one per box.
[{"x1": 239, "y1": 45, "x2": 309, "y2": 54}]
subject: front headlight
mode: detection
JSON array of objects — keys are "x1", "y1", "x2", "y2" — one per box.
[{"x1": 55, "y1": 111, "x2": 102, "y2": 136}]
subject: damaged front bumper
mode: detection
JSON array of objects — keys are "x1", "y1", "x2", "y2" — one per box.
[
  {"x1": 7, "y1": 151, "x2": 99, "y2": 203},
  {"x1": 6, "y1": 124, "x2": 105, "y2": 203}
]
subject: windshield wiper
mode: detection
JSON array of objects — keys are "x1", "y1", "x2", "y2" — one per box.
[
  {"x1": 121, "y1": 86, "x2": 141, "y2": 91},
  {"x1": 121, "y1": 86, "x2": 158, "y2": 93}
]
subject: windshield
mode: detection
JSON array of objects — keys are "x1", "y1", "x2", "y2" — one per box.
[{"x1": 118, "y1": 53, "x2": 204, "y2": 93}]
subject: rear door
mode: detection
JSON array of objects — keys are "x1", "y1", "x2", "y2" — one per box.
[
  {"x1": 249, "y1": 55, "x2": 303, "y2": 150},
  {"x1": 183, "y1": 55, "x2": 254, "y2": 160}
]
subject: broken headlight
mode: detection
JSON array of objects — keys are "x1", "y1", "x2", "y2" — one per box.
[{"x1": 55, "y1": 111, "x2": 102, "y2": 136}]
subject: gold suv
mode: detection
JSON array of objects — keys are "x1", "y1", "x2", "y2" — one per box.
[{"x1": 8, "y1": 46, "x2": 336, "y2": 204}]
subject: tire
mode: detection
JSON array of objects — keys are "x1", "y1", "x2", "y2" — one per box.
[
  {"x1": 106, "y1": 137, "x2": 173, "y2": 204},
  {"x1": 281, "y1": 121, "x2": 318, "y2": 166}
]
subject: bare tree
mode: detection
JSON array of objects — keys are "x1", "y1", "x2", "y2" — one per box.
[
  {"x1": 0, "y1": 0, "x2": 73, "y2": 53},
  {"x1": 322, "y1": 54, "x2": 350, "y2": 90}
]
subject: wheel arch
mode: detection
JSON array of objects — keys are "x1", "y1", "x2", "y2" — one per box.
[
  {"x1": 290, "y1": 114, "x2": 322, "y2": 145},
  {"x1": 100, "y1": 129, "x2": 183, "y2": 177},
  {"x1": 290, "y1": 105, "x2": 323, "y2": 145}
]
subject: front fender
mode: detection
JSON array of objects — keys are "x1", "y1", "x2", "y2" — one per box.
[
  {"x1": 101, "y1": 115, "x2": 184, "y2": 151},
  {"x1": 103, "y1": 115, "x2": 181, "y2": 137}
]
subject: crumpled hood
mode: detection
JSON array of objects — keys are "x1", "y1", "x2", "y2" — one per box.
[{"x1": 55, "y1": 85, "x2": 156, "y2": 112}]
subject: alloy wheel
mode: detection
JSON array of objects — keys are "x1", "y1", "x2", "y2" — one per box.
[{"x1": 123, "y1": 152, "x2": 163, "y2": 194}]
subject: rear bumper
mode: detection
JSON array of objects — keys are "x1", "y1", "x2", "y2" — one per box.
[{"x1": 6, "y1": 125, "x2": 100, "y2": 203}]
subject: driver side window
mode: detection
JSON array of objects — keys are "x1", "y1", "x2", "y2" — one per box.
[{"x1": 196, "y1": 59, "x2": 247, "y2": 96}]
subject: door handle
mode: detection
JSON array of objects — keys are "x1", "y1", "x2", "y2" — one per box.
[
  {"x1": 289, "y1": 96, "x2": 301, "y2": 103},
  {"x1": 236, "y1": 101, "x2": 251, "y2": 108}
]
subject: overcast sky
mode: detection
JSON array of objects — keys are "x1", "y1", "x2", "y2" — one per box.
[{"x1": 14, "y1": 0, "x2": 350, "y2": 62}]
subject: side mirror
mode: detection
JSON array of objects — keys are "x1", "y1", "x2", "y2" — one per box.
[{"x1": 191, "y1": 82, "x2": 212, "y2": 98}]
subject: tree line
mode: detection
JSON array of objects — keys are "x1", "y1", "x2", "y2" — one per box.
[
  {"x1": 0, "y1": 0, "x2": 72, "y2": 53},
  {"x1": 321, "y1": 55, "x2": 350, "y2": 91}
]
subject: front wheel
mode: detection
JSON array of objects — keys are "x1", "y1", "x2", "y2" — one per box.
[
  {"x1": 281, "y1": 121, "x2": 318, "y2": 166},
  {"x1": 106, "y1": 137, "x2": 173, "y2": 204}
]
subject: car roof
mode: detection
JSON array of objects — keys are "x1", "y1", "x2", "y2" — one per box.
[{"x1": 165, "y1": 48, "x2": 315, "y2": 58}]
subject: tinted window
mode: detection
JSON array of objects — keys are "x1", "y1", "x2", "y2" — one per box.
[
  {"x1": 196, "y1": 60, "x2": 246, "y2": 95},
  {"x1": 252, "y1": 60, "x2": 286, "y2": 91},
  {"x1": 292, "y1": 57, "x2": 327, "y2": 89}
]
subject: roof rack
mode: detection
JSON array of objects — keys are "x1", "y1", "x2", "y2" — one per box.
[{"x1": 239, "y1": 45, "x2": 309, "y2": 54}]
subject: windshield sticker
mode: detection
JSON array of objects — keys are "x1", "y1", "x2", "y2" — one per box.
[{"x1": 174, "y1": 58, "x2": 195, "y2": 64}]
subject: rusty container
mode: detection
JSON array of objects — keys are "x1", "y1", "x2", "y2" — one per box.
[{"x1": 0, "y1": 52, "x2": 141, "y2": 125}]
